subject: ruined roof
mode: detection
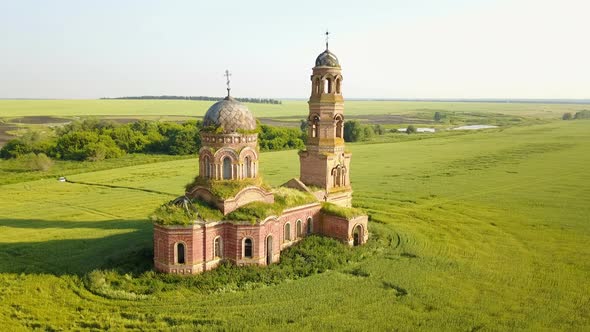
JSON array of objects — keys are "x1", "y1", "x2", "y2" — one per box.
[{"x1": 202, "y1": 96, "x2": 257, "y2": 133}]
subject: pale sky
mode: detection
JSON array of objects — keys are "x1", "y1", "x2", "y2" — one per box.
[{"x1": 1, "y1": 0, "x2": 588, "y2": 99}]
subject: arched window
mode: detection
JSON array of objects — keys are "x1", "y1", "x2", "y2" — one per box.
[
  {"x1": 307, "y1": 217, "x2": 313, "y2": 234},
  {"x1": 176, "y1": 242, "x2": 185, "y2": 264},
  {"x1": 203, "y1": 155, "x2": 211, "y2": 178},
  {"x1": 315, "y1": 78, "x2": 321, "y2": 95},
  {"x1": 244, "y1": 238, "x2": 253, "y2": 258},
  {"x1": 223, "y1": 156, "x2": 232, "y2": 180},
  {"x1": 327, "y1": 78, "x2": 333, "y2": 93},
  {"x1": 296, "y1": 219, "x2": 302, "y2": 238},
  {"x1": 284, "y1": 222, "x2": 291, "y2": 242},
  {"x1": 335, "y1": 116, "x2": 343, "y2": 138},
  {"x1": 213, "y1": 236, "x2": 222, "y2": 259},
  {"x1": 245, "y1": 156, "x2": 252, "y2": 178},
  {"x1": 335, "y1": 78, "x2": 342, "y2": 94},
  {"x1": 332, "y1": 166, "x2": 341, "y2": 187},
  {"x1": 311, "y1": 115, "x2": 320, "y2": 138}
]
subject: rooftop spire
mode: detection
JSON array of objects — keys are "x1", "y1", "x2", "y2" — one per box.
[
  {"x1": 325, "y1": 30, "x2": 330, "y2": 50},
  {"x1": 224, "y1": 69, "x2": 232, "y2": 97}
]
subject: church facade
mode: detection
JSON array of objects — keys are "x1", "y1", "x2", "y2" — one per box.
[{"x1": 153, "y1": 43, "x2": 368, "y2": 275}]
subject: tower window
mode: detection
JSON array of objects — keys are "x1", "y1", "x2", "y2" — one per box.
[
  {"x1": 335, "y1": 116, "x2": 343, "y2": 138},
  {"x1": 223, "y1": 156, "x2": 232, "y2": 180},
  {"x1": 312, "y1": 116, "x2": 320, "y2": 138},
  {"x1": 203, "y1": 155, "x2": 211, "y2": 178},
  {"x1": 245, "y1": 156, "x2": 252, "y2": 178}
]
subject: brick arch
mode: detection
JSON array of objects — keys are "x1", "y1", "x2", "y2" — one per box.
[
  {"x1": 213, "y1": 148, "x2": 239, "y2": 164},
  {"x1": 352, "y1": 223, "x2": 365, "y2": 246},
  {"x1": 199, "y1": 149, "x2": 214, "y2": 178},
  {"x1": 238, "y1": 146, "x2": 258, "y2": 162}
]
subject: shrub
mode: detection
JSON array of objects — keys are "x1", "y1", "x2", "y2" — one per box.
[
  {"x1": 406, "y1": 125, "x2": 417, "y2": 134},
  {"x1": 562, "y1": 112, "x2": 573, "y2": 120},
  {"x1": 22, "y1": 153, "x2": 54, "y2": 171},
  {"x1": 574, "y1": 110, "x2": 590, "y2": 119}
]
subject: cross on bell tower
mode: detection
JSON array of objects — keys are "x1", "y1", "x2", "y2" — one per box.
[{"x1": 298, "y1": 33, "x2": 353, "y2": 207}]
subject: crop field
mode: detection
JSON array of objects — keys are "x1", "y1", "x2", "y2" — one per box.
[{"x1": 0, "y1": 107, "x2": 589, "y2": 330}]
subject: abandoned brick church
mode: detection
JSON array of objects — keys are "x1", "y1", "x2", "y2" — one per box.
[{"x1": 153, "y1": 41, "x2": 368, "y2": 274}]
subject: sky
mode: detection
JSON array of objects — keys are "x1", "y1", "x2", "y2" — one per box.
[{"x1": 1, "y1": 0, "x2": 588, "y2": 99}]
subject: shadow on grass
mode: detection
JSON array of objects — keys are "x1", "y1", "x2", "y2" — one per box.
[{"x1": 0, "y1": 218, "x2": 153, "y2": 276}]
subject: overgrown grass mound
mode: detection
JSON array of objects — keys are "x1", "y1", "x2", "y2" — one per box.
[
  {"x1": 320, "y1": 202, "x2": 365, "y2": 219},
  {"x1": 185, "y1": 176, "x2": 271, "y2": 199},
  {"x1": 84, "y1": 234, "x2": 376, "y2": 297},
  {"x1": 226, "y1": 187, "x2": 317, "y2": 222}
]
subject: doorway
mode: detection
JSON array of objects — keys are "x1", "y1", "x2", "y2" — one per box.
[{"x1": 353, "y1": 225, "x2": 363, "y2": 246}]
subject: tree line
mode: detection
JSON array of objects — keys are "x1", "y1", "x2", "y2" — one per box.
[
  {"x1": 1, "y1": 118, "x2": 391, "y2": 168},
  {"x1": 101, "y1": 96, "x2": 282, "y2": 104},
  {"x1": 562, "y1": 110, "x2": 590, "y2": 120},
  {"x1": 0, "y1": 119, "x2": 304, "y2": 163}
]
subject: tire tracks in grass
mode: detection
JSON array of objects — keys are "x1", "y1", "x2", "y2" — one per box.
[{"x1": 65, "y1": 179, "x2": 177, "y2": 198}]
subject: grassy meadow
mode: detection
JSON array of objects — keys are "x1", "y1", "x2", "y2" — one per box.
[
  {"x1": 1, "y1": 99, "x2": 588, "y2": 119},
  {"x1": 0, "y1": 100, "x2": 589, "y2": 330}
]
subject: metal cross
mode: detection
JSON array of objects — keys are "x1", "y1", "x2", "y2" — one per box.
[
  {"x1": 224, "y1": 69, "x2": 232, "y2": 97},
  {"x1": 325, "y1": 30, "x2": 330, "y2": 49}
]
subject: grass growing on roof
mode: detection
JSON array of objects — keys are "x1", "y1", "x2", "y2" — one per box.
[
  {"x1": 149, "y1": 204, "x2": 193, "y2": 226},
  {"x1": 226, "y1": 187, "x2": 318, "y2": 222},
  {"x1": 185, "y1": 176, "x2": 271, "y2": 199},
  {"x1": 320, "y1": 202, "x2": 365, "y2": 219}
]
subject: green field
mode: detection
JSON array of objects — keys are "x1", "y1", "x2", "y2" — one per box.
[
  {"x1": 1, "y1": 105, "x2": 589, "y2": 330},
  {"x1": 1, "y1": 99, "x2": 589, "y2": 119}
]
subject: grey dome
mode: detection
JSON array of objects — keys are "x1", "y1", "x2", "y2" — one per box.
[
  {"x1": 202, "y1": 96, "x2": 257, "y2": 133},
  {"x1": 315, "y1": 49, "x2": 340, "y2": 67}
]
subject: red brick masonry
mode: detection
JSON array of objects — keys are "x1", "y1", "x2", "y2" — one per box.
[{"x1": 154, "y1": 203, "x2": 368, "y2": 274}]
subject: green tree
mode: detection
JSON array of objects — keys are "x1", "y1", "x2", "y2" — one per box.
[
  {"x1": 434, "y1": 112, "x2": 443, "y2": 122},
  {"x1": 55, "y1": 131, "x2": 123, "y2": 161},
  {"x1": 373, "y1": 124, "x2": 385, "y2": 135},
  {"x1": 562, "y1": 112, "x2": 573, "y2": 120},
  {"x1": 406, "y1": 125, "x2": 417, "y2": 134},
  {"x1": 0, "y1": 139, "x2": 31, "y2": 159},
  {"x1": 110, "y1": 126, "x2": 149, "y2": 153},
  {"x1": 343, "y1": 120, "x2": 365, "y2": 142},
  {"x1": 363, "y1": 126, "x2": 375, "y2": 140}
]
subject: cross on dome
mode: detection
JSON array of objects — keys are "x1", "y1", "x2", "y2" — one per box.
[{"x1": 224, "y1": 69, "x2": 232, "y2": 97}]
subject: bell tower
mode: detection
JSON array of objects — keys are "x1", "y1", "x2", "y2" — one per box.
[{"x1": 299, "y1": 32, "x2": 352, "y2": 207}]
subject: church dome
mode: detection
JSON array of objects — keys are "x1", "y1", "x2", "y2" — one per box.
[
  {"x1": 202, "y1": 96, "x2": 257, "y2": 133},
  {"x1": 315, "y1": 49, "x2": 340, "y2": 67}
]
